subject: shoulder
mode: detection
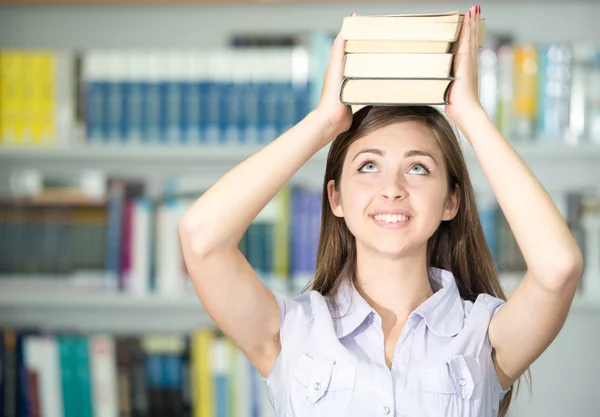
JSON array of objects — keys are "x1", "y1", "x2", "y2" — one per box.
[
  {"x1": 454, "y1": 293, "x2": 506, "y2": 352},
  {"x1": 274, "y1": 289, "x2": 333, "y2": 338},
  {"x1": 462, "y1": 293, "x2": 506, "y2": 321}
]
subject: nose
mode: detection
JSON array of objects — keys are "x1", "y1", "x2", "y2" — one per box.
[{"x1": 380, "y1": 176, "x2": 407, "y2": 201}]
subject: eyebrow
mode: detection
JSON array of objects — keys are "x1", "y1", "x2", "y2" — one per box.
[{"x1": 351, "y1": 148, "x2": 439, "y2": 166}]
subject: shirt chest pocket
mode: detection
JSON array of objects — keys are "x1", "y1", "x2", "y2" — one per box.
[
  {"x1": 419, "y1": 355, "x2": 483, "y2": 416},
  {"x1": 289, "y1": 353, "x2": 356, "y2": 417}
]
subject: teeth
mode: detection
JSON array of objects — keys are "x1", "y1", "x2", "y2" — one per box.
[{"x1": 373, "y1": 214, "x2": 409, "y2": 223}]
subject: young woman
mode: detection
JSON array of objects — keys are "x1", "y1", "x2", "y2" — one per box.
[{"x1": 179, "y1": 6, "x2": 583, "y2": 417}]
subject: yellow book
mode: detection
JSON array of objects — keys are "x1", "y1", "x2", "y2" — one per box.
[
  {"x1": 192, "y1": 329, "x2": 214, "y2": 417},
  {"x1": 31, "y1": 52, "x2": 57, "y2": 146},
  {"x1": 513, "y1": 46, "x2": 539, "y2": 138},
  {"x1": 0, "y1": 51, "x2": 24, "y2": 145}
]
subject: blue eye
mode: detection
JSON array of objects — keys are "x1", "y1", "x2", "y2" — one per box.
[
  {"x1": 410, "y1": 164, "x2": 430, "y2": 175},
  {"x1": 357, "y1": 160, "x2": 378, "y2": 173}
]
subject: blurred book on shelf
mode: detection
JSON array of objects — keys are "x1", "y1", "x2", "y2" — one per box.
[
  {"x1": 1, "y1": 167, "x2": 599, "y2": 301},
  {"x1": 0, "y1": 171, "x2": 322, "y2": 297},
  {"x1": 0, "y1": 328, "x2": 271, "y2": 417},
  {"x1": 1, "y1": 37, "x2": 599, "y2": 148}
]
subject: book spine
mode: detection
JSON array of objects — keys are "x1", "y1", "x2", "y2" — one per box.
[
  {"x1": 244, "y1": 54, "x2": 261, "y2": 145},
  {"x1": 2, "y1": 330, "x2": 18, "y2": 417},
  {"x1": 90, "y1": 335, "x2": 118, "y2": 417},
  {"x1": 123, "y1": 52, "x2": 145, "y2": 145},
  {"x1": 205, "y1": 52, "x2": 222, "y2": 145},
  {"x1": 164, "y1": 52, "x2": 184, "y2": 145},
  {"x1": 182, "y1": 52, "x2": 203, "y2": 145},
  {"x1": 74, "y1": 338, "x2": 94, "y2": 417},
  {"x1": 512, "y1": 45, "x2": 539, "y2": 141},
  {"x1": 84, "y1": 51, "x2": 108, "y2": 145}
]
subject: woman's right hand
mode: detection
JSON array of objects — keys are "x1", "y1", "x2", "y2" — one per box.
[{"x1": 314, "y1": 13, "x2": 357, "y2": 137}]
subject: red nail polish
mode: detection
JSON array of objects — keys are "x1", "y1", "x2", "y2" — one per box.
[{"x1": 477, "y1": 5, "x2": 481, "y2": 14}]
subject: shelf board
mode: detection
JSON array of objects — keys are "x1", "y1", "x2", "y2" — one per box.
[
  {"x1": 0, "y1": 291, "x2": 214, "y2": 334},
  {"x1": 0, "y1": 278, "x2": 597, "y2": 333},
  {"x1": 2, "y1": 142, "x2": 599, "y2": 163}
]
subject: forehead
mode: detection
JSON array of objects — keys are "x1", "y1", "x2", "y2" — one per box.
[{"x1": 347, "y1": 121, "x2": 440, "y2": 156}]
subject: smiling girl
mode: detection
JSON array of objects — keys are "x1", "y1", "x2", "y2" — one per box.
[{"x1": 178, "y1": 6, "x2": 583, "y2": 417}]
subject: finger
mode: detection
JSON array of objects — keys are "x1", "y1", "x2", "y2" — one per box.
[
  {"x1": 470, "y1": 7, "x2": 477, "y2": 57},
  {"x1": 474, "y1": 6, "x2": 480, "y2": 53},
  {"x1": 457, "y1": 7, "x2": 474, "y2": 55},
  {"x1": 476, "y1": 6, "x2": 481, "y2": 49}
]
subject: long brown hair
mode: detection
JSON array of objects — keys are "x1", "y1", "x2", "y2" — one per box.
[{"x1": 309, "y1": 105, "x2": 525, "y2": 416}]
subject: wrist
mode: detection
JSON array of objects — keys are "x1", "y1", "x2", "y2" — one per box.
[
  {"x1": 310, "y1": 108, "x2": 348, "y2": 142},
  {"x1": 450, "y1": 104, "x2": 488, "y2": 132}
]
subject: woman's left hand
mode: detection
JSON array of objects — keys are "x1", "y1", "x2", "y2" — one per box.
[{"x1": 445, "y1": 5, "x2": 484, "y2": 129}]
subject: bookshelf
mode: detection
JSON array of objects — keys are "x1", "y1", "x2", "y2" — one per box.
[
  {"x1": 2, "y1": 141, "x2": 600, "y2": 193},
  {"x1": 0, "y1": 275, "x2": 597, "y2": 335}
]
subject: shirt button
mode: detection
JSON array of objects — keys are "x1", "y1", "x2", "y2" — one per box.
[
  {"x1": 459, "y1": 378, "x2": 467, "y2": 386},
  {"x1": 383, "y1": 406, "x2": 391, "y2": 415},
  {"x1": 313, "y1": 382, "x2": 321, "y2": 391}
]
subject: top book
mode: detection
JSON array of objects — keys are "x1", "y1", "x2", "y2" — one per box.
[{"x1": 340, "y1": 10, "x2": 485, "y2": 43}]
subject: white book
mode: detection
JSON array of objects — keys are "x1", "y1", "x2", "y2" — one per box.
[
  {"x1": 90, "y1": 335, "x2": 118, "y2": 417},
  {"x1": 24, "y1": 335, "x2": 64, "y2": 417},
  {"x1": 156, "y1": 199, "x2": 186, "y2": 296},
  {"x1": 235, "y1": 349, "x2": 251, "y2": 417},
  {"x1": 126, "y1": 197, "x2": 153, "y2": 295}
]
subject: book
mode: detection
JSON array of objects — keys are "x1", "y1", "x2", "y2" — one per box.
[
  {"x1": 341, "y1": 11, "x2": 486, "y2": 45},
  {"x1": 345, "y1": 40, "x2": 455, "y2": 54},
  {"x1": 340, "y1": 78, "x2": 452, "y2": 105},
  {"x1": 344, "y1": 53, "x2": 453, "y2": 79}
]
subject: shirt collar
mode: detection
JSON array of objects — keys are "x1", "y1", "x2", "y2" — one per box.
[{"x1": 331, "y1": 267, "x2": 465, "y2": 339}]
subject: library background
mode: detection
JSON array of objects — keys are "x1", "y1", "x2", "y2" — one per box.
[{"x1": 0, "y1": 1, "x2": 599, "y2": 416}]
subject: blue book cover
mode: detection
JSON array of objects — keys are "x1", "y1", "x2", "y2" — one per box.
[
  {"x1": 106, "y1": 78, "x2": 125, "y2": 143},
  {"x1": 205, "y1": 78, "x2": 222, "y2": 145},
  {"x1": 58, "y1": 336, "x2": 75, "y2": 417},
  {"x1": 73, "y1": 337, "x2": 93, "y2": 417},
  {"x1": 276, "y1": 80, "x2": 297, "y2": 137},
  {"x1": 123, "y1": 54, "x2": 145, "y2": 144},
  {"x1": 16, "y1": 332, "x2": 31, "y2": 417},
  {"x1": 163, "y1": 58, "x2": 184, "y2": 145},
  {"x1": 85, "y1": 53, "x2": 108, "y2": 144},
  {"x1": 105, "y1": 179, "x2": 125, "y2": 288},
  {"x1": 259, "y1": 77, "x2": 278, "y2": 144},
  {"x1": 243, "y1": 57, "x2": 261, "y2": 145},
  {"x1": 143, "y1": 53, "x2": 163, "y2": 145},
  {"x1": 145, "y1": 351, "x2": 164, "y2": 417},
  {"x1": 182, "y1": 78, "x2": 201, "y2": 144}
]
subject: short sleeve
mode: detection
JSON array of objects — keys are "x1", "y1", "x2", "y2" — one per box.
[
  {"x1": 265, "y1": 291, "x2": 313, "y2": 379},
  {"x1": 263, "y1": 291, "x2": 314, "y2": 415},
  {"x1": 476, "y1": 293, "x2": 511, "y2": 400}
]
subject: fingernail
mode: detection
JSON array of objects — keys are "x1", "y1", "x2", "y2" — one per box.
[
  {"x1": 477, "y1": 5, "x2": 480, "y2": 14},
  {"x1": 351, "y1": 12, "x2": 357, "y2": 16}
]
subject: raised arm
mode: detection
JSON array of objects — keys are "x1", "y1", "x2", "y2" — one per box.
[
  {"x1": 178, "y1": 28, "x2": 353, "y2": 378},
  {"x1": 447, "y1": 6, "x2": 583, "y2": 390}
]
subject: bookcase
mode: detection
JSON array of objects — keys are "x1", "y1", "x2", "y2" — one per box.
[{"x1": 1, "y1": 3, "x2": 600, "y2": 417}]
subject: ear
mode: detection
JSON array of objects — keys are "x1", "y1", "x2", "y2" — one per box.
[
  {"x1": 327, "y1": 179, "x2": 344, "y2": 218},
  {"x1": 441, "y1": 183, "x2": 460, "y2": 221}
]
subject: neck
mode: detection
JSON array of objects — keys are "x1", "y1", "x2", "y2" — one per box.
[{"x1": 354, "y1": 245, "x2": 434, "y2": 325}]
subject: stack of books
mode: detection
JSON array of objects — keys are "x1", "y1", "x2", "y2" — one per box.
[{"x1": 339, "y1": 10, "x2": 486, "y2": 106}]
